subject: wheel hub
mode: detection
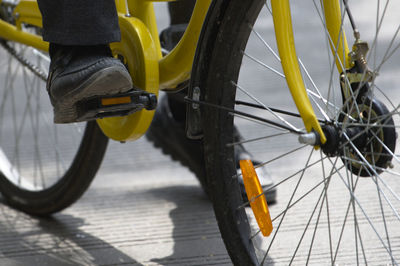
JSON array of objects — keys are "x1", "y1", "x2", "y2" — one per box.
[{"x1": 321, "y1": 96, "x2": 396, "y2": 177}]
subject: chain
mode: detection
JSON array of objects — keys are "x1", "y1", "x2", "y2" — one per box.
[{"x1": 0, "y1": 40, "x2": 48, "y2": 82}]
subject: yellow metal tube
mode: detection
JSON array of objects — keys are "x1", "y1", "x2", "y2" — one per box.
[
  {"x1": 128, "y1": 0, "x2": 162, "y2": 58},
  {"x1": 271, "y1": 0, "x2": 326, "y2": 143},
  {"x1": 322, "y1": 0, "x2": 351, "y2": 72},
  {"x1": 115, "y1": 0, "x2": 129, "y2": 14},
  {"x1": 0, "y1": 19, "x2": 48, "y2": 52},
  {"x1": 0, "y1": 0, "x2": 47, "y2": 51},
  {"x1": 158, "y1": 0, "x2": 212, "y2": 90},
  {"x1": 13, "y1": 0, "x2": 43, "y2": 29}
]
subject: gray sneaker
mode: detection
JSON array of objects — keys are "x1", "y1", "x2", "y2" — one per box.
[{"x1": 47, "y1": 44, "x2": 133, "y2": 123}]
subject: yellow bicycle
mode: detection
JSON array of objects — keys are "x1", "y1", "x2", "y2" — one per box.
[{"x1": 0, "y1": 0, "x2": 399, "y2": 264}]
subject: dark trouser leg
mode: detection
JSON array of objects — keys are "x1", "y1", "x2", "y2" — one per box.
[
  {"x1": 37, "y1": 0, "x2": 132, "y2": 123},
  {"x1": 37, "y1": 0, "x2": 120, "y2": 45},
  {"x1": 166, "y1": 0, "x2": 196, "y2": 122},
  {"x1": 168, "y1": 0, "x2": 196, "y2": 25}
]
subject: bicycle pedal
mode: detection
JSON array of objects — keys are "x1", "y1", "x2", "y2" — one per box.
[{"x1": 76, "y1": 90, "x2": 157, "y2": 122}]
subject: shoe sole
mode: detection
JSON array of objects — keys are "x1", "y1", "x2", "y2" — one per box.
[{"x1": 53, "y1": 66, "x2": 133, "y2": 123}]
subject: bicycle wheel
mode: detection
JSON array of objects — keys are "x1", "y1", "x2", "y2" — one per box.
[
  {"x1": 0, "y1": 39, "x2": 108, "y2": 216},
  {"x1": 194, "y1": 0, "x2": 400, "y2": 264}
]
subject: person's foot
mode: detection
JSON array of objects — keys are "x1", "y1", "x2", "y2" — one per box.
[
  {"x1": 146, "y1": 95, "x2": 277, "y2": 203},
  {"x1": 47, "y1": 44, "x2": 133, "y2": 123}
]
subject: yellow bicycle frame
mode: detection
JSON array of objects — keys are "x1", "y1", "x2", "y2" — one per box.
[{"x1": 0, "y1": 0, "x2": 350, "y2": 143}]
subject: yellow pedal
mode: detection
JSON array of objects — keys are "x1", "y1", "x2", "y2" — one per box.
[
  {"x1": 101, "y1": 96, "x2": 131, "y2": 106},
  {"x1": 239, "y1": 159, "x2": 273, "y2": 236}
]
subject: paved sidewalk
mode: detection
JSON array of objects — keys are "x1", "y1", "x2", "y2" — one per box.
[
  {"x1": 0, "y1": 138, "x2": 232, "y2": 266},
  {"x1": 1, "y1": 2, "x2": 400, "y2": 265}
]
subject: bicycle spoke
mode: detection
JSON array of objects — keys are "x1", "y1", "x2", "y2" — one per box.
[
  {"x1": 226, "y1": 131, "x2": 291, "y2": 147},
  {"x1": 271, "y1": 168, "x2": 343, "y2": 223},
  {"x1": 379, "y1": 40, "x2": 400, "y2": 69},
  {"x1": 260, "y1": 149, "x2": 315, "y2": 265},
  {"x1": 314, "y1": 0, "x2": 368, "y2": 122},
  {"x1": 253, "y1": 4, "x2": 340, "y2": 121},
  {"x1": 298, "y1": 59, "x2": 331, "y2": 121},
  {"x1": 346, "y1": 159, "x2": 362, "y2": 265},
  {"x1": 234, "y1": 82, "x2": 301, "y2": 132},
  {"x1": 253, "y1": 145, "x2": 308, "y2": 170},
  {"x1": 203, "y1": 0, "x2": 400, "y2": 264},
  {"x1": 338, "y1": 158, "x2": 367, "y2": 264},
  {"x1": 264, "y1": 0, "x2": 272, "y2": 16},
  {"x1": 33, "y1": 77, "x2": 46, "y2": 188},
  {"x1": 241, "y1": 171, "x2": 334, "y2": 247},
  {"x1": 237, "y1": 155, "x2": 329, "y2": 210},
  {"x1": 306, "y1": 89, "x2": 354, "y2": 122},
  {"x1": 305, "y1": 186, "x2": 325, "y2": 265},
  {"x1": 316, "y1": 0, "x2": 340, "y2": 118},
  {"x1": 327, "y1": 157, "x2": 398, "y2": 264},
  {"x1": 232, "y1": 113, "x2": 295, "y2": 132},
  {"x1": 12, "y1": 68, "x2": 37, "y2": 168},
  {"x1": 10, "y1": 63, "x2": 20, "y2": 179},
  {"x1": 321, "y1": 151, "x2": 334, "y2": 263},
  {"x1": 312, "y1": 0, "x2": 348, "y2": 74},
  {"x1": 243, "y1": 51, "x2": 285, "y2": 78},
  {"x1": 235, "y1": 144, "x2": 308, "y2": 182},
  {"x1": 375, "y1": 85, "x2": 400, "y2": 114},
  {"x1": 332, "y1": 168, "x2": 361, "y2": 264},
  {"x1": 366, "y1": 0, "x2": 392, "y2": 71},
  {"x1": 249, "y1": 162, "x2": 344, "y2": 248},
  {"x1": 307, "y1": 160, "x2": 341, "y2": 264},
  {"x1": 371, "y1": 143, "x2": 395, "y2": 266},
  {"x1": 0, "y1": 55, "x2": 15, "y2": 140},
  {"x1": 343, "y1": 133, "x2": 400, "y2": 222},
  {"x1": 251, "y1": 28, "x2": 281, "y2": 62},
  {"x1": 0, "y1": 41, "x2": 87, "y2": 190},
  {"x1": 289, "y1": 159, "x2": 336, "y2": 265},
  {"x1": 235, "y1": 100, "x2": 325, "y2": 122}
]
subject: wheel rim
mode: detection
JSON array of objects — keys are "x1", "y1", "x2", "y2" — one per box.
[
  {"x1": 208, "y1": 0, "x2": 400, "y2": 264},
  {"x1": 0, "y1": 42, "x2": 87, "y2": 192}
]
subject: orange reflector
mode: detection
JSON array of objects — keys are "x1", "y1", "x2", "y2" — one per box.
[
  {"x1": 239, "y1": 159, "x2": 273, "y2": 236},
  {"x1": 101, "y1": 96, "x2": 131, "y2": 106}
]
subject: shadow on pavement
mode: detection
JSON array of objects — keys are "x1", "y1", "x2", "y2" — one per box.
[
  {"x1": 148, "y1": 185, "x2": 230, "y2": 265},
  {"x1": 0, "y1": 184, "x2": 275, "y2": 265},
  {"x1": 148, "y1": 185, "x2": 274, "y2": 266},
  {"x1": 0, "y1": 197, "x2": 142, "y2": 266}
]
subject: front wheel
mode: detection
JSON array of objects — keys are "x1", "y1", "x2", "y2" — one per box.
[{"x1": 195, "y1": 0, "x2": 400, "y2": 264}]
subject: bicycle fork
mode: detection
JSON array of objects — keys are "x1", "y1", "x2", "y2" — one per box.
[{"x1": 271, "y1": 0, "x2": 354, "y2": 145}]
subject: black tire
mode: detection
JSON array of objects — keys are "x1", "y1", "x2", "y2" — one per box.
[
  {"x1": 193, "y1": 0, "x2": 400, "y2": 265},
  {"x1": 192, "y1": 1, "x2": 265, "y2": 265},
  {"x1": 0, "y1": 41, "x2": 108, "y2": 216},
  {"x1": 0, "y1": 121, "x2": 108, "y2": 215}
]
